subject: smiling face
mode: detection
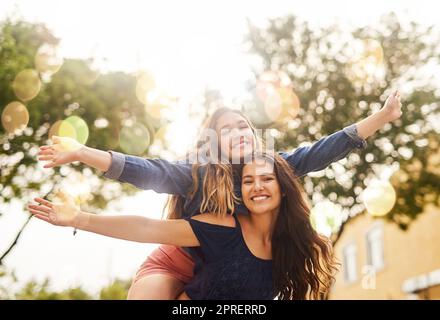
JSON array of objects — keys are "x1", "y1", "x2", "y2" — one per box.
[
  {"x1": 241, "y1": 159, "x2": 282, "y2": 215},
  {"x1": 215, "y1": 111, "x2": 255, "y2": 162}
]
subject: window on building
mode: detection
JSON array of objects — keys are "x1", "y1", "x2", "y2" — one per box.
[
  {"x1": 343, "y1": 243, "x2": 357, "y2": 283},
  {"x1": 366, "y1": 225, "x2": 384, "y2": 270}
]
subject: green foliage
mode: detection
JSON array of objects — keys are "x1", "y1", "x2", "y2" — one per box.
[
  {"x1": 0, "y1": 267, "x2": 130, "y2": 300},
  {"x1": 14, "y1": 279, "x2": 92, "y2": 300},
  {"x1": 0, "y1": 19, "x2": 157, "y2": 212},
  {"x1": 99, "y1": 278, "x2": 131, "y2": 300},
  {"x1": 0, "y1": 267, "x2": 17, "y2": 299},
  {"x1": 246, "y1": 13, "x2": 440, "y2": 229},
  {"x1": 1, "y1": 18, "x2": 176, "y2": 265}
]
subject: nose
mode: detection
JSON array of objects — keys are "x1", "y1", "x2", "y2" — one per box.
[
  {"x1": 253, "y1": 179, "x2": 264, "y2": 191},
  {"x1": 230, "y1": 127, "x2": 241, "y2": 137}
]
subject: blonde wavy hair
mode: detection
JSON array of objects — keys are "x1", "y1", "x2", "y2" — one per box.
[{"x1": 166, "y1": 107, "x2": 263, "y2": 219}]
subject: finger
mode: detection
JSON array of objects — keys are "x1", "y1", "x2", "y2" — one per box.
[
  {"x1": 34, "y1": 197, "x2": 54, "y2": 208},
  {"x1": 28, "y1": 206, "x2": 49, "y2": 217},
  {"x1": 43, "y1": 160, "x2": 57, "y2": 168},
  {"x1": 38, "y1": 155, "x2": 54, "y2": 161},
  {"x1": 38, "y1": 148, "x2": 54, "y2": 156},
  {"x1": 28, "y1": 204, "x2": 52, "y2": 215},
  {"x1": 28, "y1": 209, "x2": 48, "y2": 218},
  {"x1": 39, "y1": 145, "x2": 51, "y2": 150}
]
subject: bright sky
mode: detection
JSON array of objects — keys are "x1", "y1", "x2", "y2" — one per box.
[{"x1": 1, "y1": 0, "x2": 439, "y2": 296}]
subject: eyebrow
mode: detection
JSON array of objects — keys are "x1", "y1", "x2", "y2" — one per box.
[
  {"x1": 219, "y1": 120, "x2": 247, "y2": 131},
  {"x1": 242, "y1": 173, "x2": 276, "y2": 179}
]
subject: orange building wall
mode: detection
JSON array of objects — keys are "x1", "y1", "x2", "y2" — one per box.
[{"x1": 330, "y1": 204, "x2": 440, "y2": 299}]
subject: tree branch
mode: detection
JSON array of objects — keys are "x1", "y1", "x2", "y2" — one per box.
[
  {"x1": 0, "y1": 214, "x2": 32, "y2": 266},
  {"x1": 0, "y1": 186, "x2": 55, "y2": 266}
]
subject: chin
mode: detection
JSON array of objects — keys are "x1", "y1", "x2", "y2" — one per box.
[{"x1": 246, "y1": 203, "x2": 277, "y2": 215}]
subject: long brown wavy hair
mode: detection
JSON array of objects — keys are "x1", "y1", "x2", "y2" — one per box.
[
  {"x1": 165, "y1": 109, "x2": 337, "y2": 299},
  {"x1": 165, "y1": 107, "x2": 263, "y2": 219},
  {"x1": 241, "y1": 151, "x2": 338, "y2": 300}
]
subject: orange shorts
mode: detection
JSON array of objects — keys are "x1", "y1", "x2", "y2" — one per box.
[{"x1": 132, "y1": 244, "x2": 195, "y2": 285}]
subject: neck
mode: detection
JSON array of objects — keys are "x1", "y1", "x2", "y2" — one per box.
[{"x1": 247, "y1": 209, "x2": 278, "y2": 243}]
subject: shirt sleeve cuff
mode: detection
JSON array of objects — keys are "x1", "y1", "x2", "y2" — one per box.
[
  {"x1": 343, "y1": 124, "x2": 367, "y2": 149},
  {"x1": 103, "y1": 150, "x2": 125, "y2": 180}
]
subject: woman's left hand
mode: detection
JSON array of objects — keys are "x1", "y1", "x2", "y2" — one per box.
[
  {"x1": 27, "y1": 192, "x2": 80, "y2": 227},
  {"x1": 381, "y1": 90, "x2": 403, "y2": 122}
]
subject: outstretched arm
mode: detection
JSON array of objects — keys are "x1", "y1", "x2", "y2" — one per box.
[
  {"x1": 27, "y1": 194, "x2": 199, "y2": 247},
  {"x1": 38, "y1": 136, "x2": 193, "y2": 195},
  {"x1": 281, "y1": 90, "x2": 403, "y2": 177},
  {"x1": 38, "y1": 136, "x2": 112, "y2": 172}
]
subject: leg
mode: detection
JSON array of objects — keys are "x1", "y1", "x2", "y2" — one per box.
[
  {"x1": 127, "y1": 274, "x2": 184, "y2": 300},
  {"x1": 127, "y1": 245, "x2": 195, "y2": 300}
]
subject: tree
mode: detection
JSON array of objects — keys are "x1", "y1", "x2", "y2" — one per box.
[
  {"x1": 0, "y1": 19, "x2": 170, "y2": 264},
  {"x1": 245, "y1": 13, "x2": 440, "y2": 235}
]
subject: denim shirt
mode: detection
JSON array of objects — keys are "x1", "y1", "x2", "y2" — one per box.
[{"x1": 103, "y1": 124, "x2": 366, "y2": 217}]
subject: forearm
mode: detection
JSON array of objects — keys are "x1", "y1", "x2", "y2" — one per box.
[
  {"x1": 74, "y1": 211, "x2": 197, "y2": 246},
  {"x1": 76, "y1": 146, "x2": 112, "y2": 172},
  {"x1": 74, "y1": 212, "x2": 153, "y2": 242},
  {"x1": 355, "y1": 109, "x2": 393, "y2": 140}
]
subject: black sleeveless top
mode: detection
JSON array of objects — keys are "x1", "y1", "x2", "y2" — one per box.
[{"x1": 184, "y1": 214, "x2": 274, "y2": 300}]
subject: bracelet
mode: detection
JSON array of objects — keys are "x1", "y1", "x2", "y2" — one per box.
[{"x1": 73, "y1": 212, "x2": 80, "y2": 236}]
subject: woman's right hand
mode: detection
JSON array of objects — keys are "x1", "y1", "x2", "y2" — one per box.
[
  {"x1": 27, "y1": 191, "x2": 81, "y2": 227},
  {"x1": 38, "y1": 136, "x2": 84, "y2": 168}
]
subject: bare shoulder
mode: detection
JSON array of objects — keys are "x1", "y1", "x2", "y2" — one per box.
[{"x1": 190, "y1": 213, "x2": 236, "y2": 228}]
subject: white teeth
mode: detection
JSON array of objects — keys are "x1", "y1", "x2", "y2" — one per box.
[{"x1": 252, "y1": 196, "x2": 269, "y2": 201}]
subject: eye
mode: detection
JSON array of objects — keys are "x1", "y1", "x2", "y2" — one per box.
[
  {"x1": 243, "y1": 180, "x2": 252, "y2": 184},
  {"x1": 220, "y1": 128, "x2": 231, "y2": 135},
  {"x1": 263, "y1": 177, "x2": 274, "y2": 182}
]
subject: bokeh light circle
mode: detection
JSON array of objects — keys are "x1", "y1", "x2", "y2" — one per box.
[
  {"x1": 119, "y1": 122, "x2": 151, "y2": 155},
  {"x1": 12, "y1": 69, "x2": 42, "y2": 101},
  {"x1": 48, "y1": 120, "x2": 65, "y2": 139},
  {"x1": 310, "y1": 200, "x2": 343, "y2": 237},
  {"x1": 243, "y1": 95, "x2": 272, "y2": 126},
  {"x1": 254, "y1": 70, "x2": 301, "y2": 124},
  {"x1": 362, "y1": 179, "x2": 396, "y2": 217},
  {"x1": 147, "y1": 102, "x2": 166, "y2": 119},
  {"x1": 153, "y1": 124, "x2": 169, "y2": 142},
  {"x1": 35, "y1": 44, "x2": 64, "y2": 76},
  {"x1": 49, "y1": 116, "x2": 89, "y2": 145},
  {"x1": 136, "y1": 72, "x2": 156, "y2": 105},
  {"x1": 60, "y1": 116, "x2": 89, "y2": 145},
  {"x1": 1, "y1": 101, "x2": 29, "y2": 134}
]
